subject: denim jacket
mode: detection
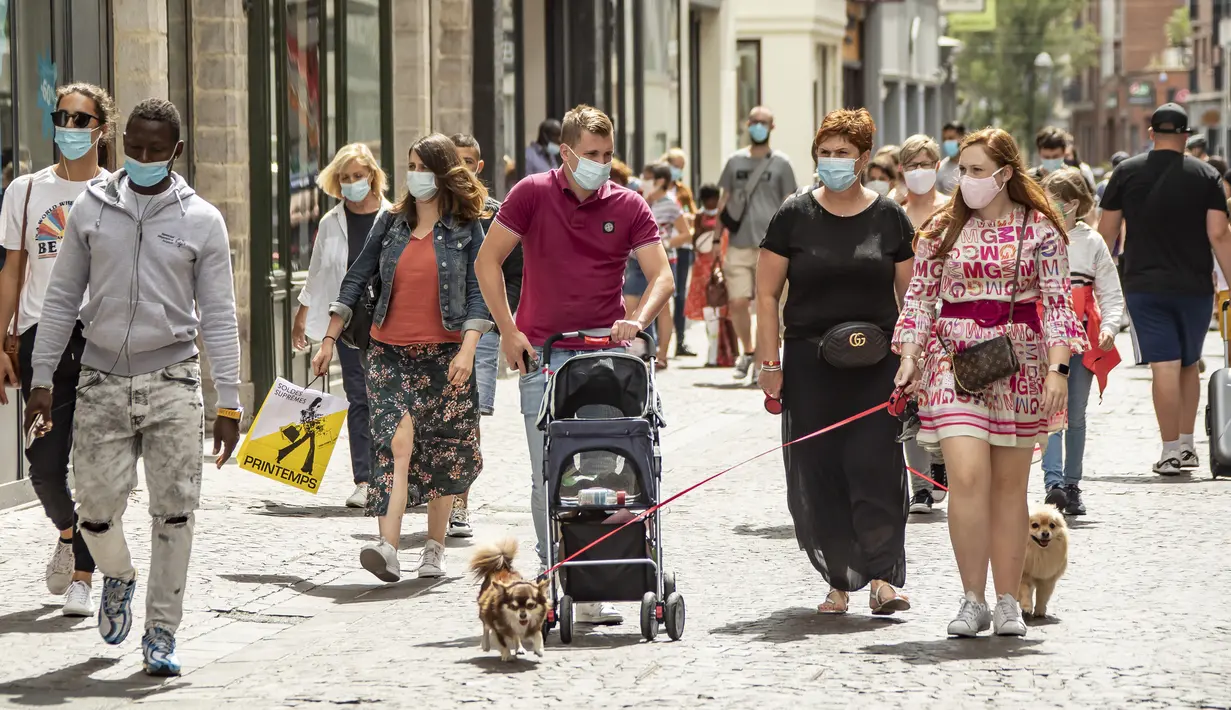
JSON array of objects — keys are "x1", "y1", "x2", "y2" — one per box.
[{"x1": 329, "y1": 209, "x2": 492, "y2": 334}]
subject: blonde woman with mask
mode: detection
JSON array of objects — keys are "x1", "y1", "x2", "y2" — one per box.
[{"x1": 295, "y1": 143, "x2": 390, "y2": 509}]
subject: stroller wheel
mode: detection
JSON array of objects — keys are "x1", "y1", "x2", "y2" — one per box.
[
  {"x1": 664, "y1": 592, "x2": 685, "y2": 641},
  {"x1": 640, "y1": 592, "x2": 659, "y2": 641},
  {"x1": 558, "y1": 595, "x2": 574, "y2": 645},
  {"x1": 663, "y1": 571, "x2": 677, "y2": 598}
]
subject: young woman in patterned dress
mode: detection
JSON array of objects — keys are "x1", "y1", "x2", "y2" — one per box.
[{"x1": 892, "y1": 128, "x2": 1086, "y2": 638}]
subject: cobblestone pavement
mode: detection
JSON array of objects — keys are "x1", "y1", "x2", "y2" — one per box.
[{"x1": 1, "y1": 325, "x2": 1230, "y2": 709}]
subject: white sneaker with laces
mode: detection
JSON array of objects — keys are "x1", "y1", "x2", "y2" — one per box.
[
  {"x1": 359, "y1": 540, "x2": 401, "y2": 583},
  {"x1": 947, "y1": 592, "x2": 992, "y2": 637},
  {"x1": 345, "y1": 483, "x2": 369, "y2": 509},
  {"x1": 993, "y1": 593, "x2": 1027, "y2": 637},
  {"x1": 447, "y1": 499, "x2": 473, "y2": 538},
  {"x1": 62, "y1": 580, "x2": 93, "y2": 617},
  {"x1": 46, "y1": 541, "x2": 74, "y2": 595},
  {"x1": 1179, "y1": 446, "x2": 1199, "y2": 469},
  {"x1": 733, "y1": 354, "x2": 754, "y2": 380},
  {"x1": 417, "y1": 539, "x2": 446, "y2": 578},
  {"x1": 1153, "y1": 452, "x2": 1183, "y2": 476},
  {"x1": 575, "y1": 602, "x2": 623, "y2": 625}
]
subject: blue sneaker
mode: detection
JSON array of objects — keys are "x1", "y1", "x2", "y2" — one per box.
[
  {"x1": 98, "y1": 576, "x2": 136, "y2": 645},
  {"x1": 142, "y1": 627, "x2": 182, "y2": 676}
]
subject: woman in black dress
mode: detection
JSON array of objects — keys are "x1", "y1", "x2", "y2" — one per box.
[{"x1": 756, "y1": 108, "x2": 916, "y2": 615}]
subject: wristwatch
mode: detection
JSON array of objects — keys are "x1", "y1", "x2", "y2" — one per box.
[
  {"x1": 1048, "y1": 363, "x2": 1070, "y2": 378},
  {"x1": 216, "y1": 407, "x2": 244, "y2": 421}
]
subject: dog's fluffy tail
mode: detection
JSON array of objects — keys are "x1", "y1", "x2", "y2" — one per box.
[{"x1": 469, "y1": 537, "x2": 518, "y2": 581}]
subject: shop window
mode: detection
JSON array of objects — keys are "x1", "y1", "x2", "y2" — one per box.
[
  {"x1": 736, "y1": 39, "x2": 760, "y2": 144},
  {"x1": 345, "y1": 0, "x2": 382, "y2": 149},
  {"x1": 641, "y1": 0, "x2": 679, "y2": 165},
  {"x1": 168, "y1": 0, "x2": 193, "y2": 183},
  {"x1": 285, "y1": 0, "x2": 323, "y2": 276},
  {"x1": 14, "y1": 1, "x2": 56, "y2": 173}
]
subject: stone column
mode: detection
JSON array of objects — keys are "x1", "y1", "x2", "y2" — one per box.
[
  {"x1": 192, "y1": 0, "x2": 254, "y2": 417},
  {"x1": 431, "y1": 0, "x2": 474, "y2": 135},
  {"x1": 111, "y1": 0, "x2": 170, "y2": 159},
  {"x1": 393, "y1": 0, "x2": 433, "y2": 163}
]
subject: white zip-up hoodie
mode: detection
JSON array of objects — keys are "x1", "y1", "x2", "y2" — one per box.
[{"x1": 1068, "y1": 221, "x2": 1125, "y2": 334}]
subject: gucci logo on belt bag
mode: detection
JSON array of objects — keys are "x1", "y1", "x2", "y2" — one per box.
[{"x1": 813, "y1": 322, "x2": 889, "y2": 369}]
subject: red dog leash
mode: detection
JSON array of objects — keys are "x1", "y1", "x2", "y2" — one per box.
[{"x1": 539, "y1": 401, "x2": 890, "y2": 580}]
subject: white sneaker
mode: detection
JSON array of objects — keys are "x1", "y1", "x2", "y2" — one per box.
[
  {"x1": 417, "y1": 539, "x2": 446, "y2": 578},
  {"x1": 359, "y1": 540, "x2": 401, "y2": 583},
  {"x1": 447, "y1": 499, "x2": 473, "y2": 538},
  {"x1": 993, "y1": 593, "x2": 1027, "y2": 637},
  {"x1": 575, "y1": 602, "x2": 623, "y2": 625},
  {"x1": 345, "y1": 483, "x2": 369, "y2": 509},
  {"x1": 62, "y1": 580, "x2": 93, "y2": 617},
  {"x1": 947, "y1": 592, "x2": 992, "y2": 637},
  {"x1": 46, "y1": 541, "x2": 74, "y2": 595},
  {"x1": 1179, "y1": 446, "x2": 1200, "y2": 469},
  {"x1": 733, "y1": 354, "x2": 754, "y2": 380},
  {"x1": 1153, "y1": 452, "x2": 1183, "y2": 476}
]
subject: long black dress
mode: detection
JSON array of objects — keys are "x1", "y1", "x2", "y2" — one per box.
[{"x1": 761, "y1": 192, "x2": 915, "y2": 591}]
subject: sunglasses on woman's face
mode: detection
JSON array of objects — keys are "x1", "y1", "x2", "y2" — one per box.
[{"x1": 50, "y1": 110, "x2": 101, "y2": 129}]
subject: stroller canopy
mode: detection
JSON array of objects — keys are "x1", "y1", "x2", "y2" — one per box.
[{"x1": 551, "y1": 353, "x2": 650, "y2": 420}]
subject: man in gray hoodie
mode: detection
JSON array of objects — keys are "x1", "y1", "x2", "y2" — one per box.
[{"x1": 24, "y1": 98, "x2": 241, "y2": 677}]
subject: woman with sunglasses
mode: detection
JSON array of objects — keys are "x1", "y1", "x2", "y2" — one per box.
[{"x1": 0, "y1": 83, "x2": 115, "y2": 617}]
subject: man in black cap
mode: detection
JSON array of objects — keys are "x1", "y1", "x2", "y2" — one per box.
[
  {"x1": 1098, "y1": 103, "x2": 1231, "y2": 475},
  {"x1": 1187, "y1": 134, "x2": 1209, "y2": 161}
]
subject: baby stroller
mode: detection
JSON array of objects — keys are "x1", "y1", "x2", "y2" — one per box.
[{"x1": 537, "y1": 329, "x2": 684, "y2": 643}]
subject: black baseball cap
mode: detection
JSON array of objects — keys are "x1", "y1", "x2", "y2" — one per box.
[
  {"x1": 1110, "y1": 151, "x2": 1130, "y2": 167},
  {"x1": 1151, "y1": 103, "x2": 1194, "y2": 134}
]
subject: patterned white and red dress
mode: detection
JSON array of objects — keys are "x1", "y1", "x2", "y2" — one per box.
[{"x1": 892, "y1": 206, "x2": 1087, "y2": 450}]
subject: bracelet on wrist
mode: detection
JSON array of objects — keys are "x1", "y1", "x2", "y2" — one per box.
[
  {"x1": 761, "y1": 360, "x2": 781, "y2": 368},
  {"x1": 760, "y1": 365, "x2": 782, "y2": 372},
  {"x1": 322, "y1": 335, "x2": 337, "y2": 344}
]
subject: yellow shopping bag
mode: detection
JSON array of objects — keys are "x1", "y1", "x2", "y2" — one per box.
[{"x1": 237, "y1": 378, "x2": 349, "y2": 494}]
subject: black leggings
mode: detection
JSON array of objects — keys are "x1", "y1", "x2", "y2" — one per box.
[{"x1": 19, "y1": 321, "x2": 95, "y2": 574}]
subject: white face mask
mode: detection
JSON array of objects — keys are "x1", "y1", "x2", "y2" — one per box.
[
  {"x1": 904, "y1": 168, "x2": 938, "y2": 195},
  {"x1": 406, "y1": 171, "x2": 438, "y2": 200},
  {"x1": 865, "y1": 180, "x2": 892, "y2": 196}
]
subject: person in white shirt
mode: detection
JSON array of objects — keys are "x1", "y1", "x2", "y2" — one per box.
[
  {"x1": 1040, "y1": 169, "x2": 1124, "y2": 516},
  {"x1": 0, "y1": 83, "x2": 115, "y2": 618},
  {"x1": 935, "y1": 121, "x2": 966, "y2": 196},
  {"x1": 293, "y1": 143, "x2": 390, "y2": 509}
]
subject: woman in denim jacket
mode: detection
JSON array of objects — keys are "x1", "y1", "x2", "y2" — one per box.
[{"x1": 313, "y1": 133, "x2": 492, "y2": 582}]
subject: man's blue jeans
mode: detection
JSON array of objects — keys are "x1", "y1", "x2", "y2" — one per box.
[
  {"x1": 1042, "y1": 356, "x2": 1095, "y2": 489},
  {"x1": 475, "y1": 330, "x2": 500, "y2": 415},
  {"x1": 520, "y1": 346, "x2": 622, "y2": 567},
  {"x1": 337, "y1": 344, "x2": 371, "y2": 485}
]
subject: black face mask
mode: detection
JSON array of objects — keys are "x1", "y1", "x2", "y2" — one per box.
[{"x1": 1064, "y1": 156, "x2": 1080, "y2": 167}]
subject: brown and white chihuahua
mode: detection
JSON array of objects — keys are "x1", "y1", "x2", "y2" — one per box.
[{"x1": 470, "y1": 538, "x2": 551, "y2": 662}]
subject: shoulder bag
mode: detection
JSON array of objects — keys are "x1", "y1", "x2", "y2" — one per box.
[
  {"x1": 3, "y1": 180, "x2": 35, "y2": 379},
  {"x1": 338, "y1": 217, "x2": 391, "y2": 351},
  {"x1": 720, "y1": 151, "x2": 775, "y2": 234},
  {"x1": 940, "y1": 209, "x2": 1031, "y2": 395}
]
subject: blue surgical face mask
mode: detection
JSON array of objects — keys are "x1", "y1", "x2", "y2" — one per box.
[
  {"x1": 942, "y1": 139, "x2": 960, "y2": 158},
  {"x1": 815, "y1": 157, "x2": 859, "y2": 192},
  {"x1": 340, "y1": 179, "x2": 371, "y2": 203},
  {"x1": 1041, "y1": 157, "x2": 1066, "y2": 173},
  {"x1": 748, "y1": 122, "x2": 770, "y2": 144},
  {"x1": 406, "y1": 170, "x2": 438, "y2": 200},
  {"x1": 565, "y1": 149, "x2": 611, "y2": 191},
  {"x1": 55, "y1": 127, "x2": 98, "y2": 161},
  {"x1": 124, "y1": 157, "x2": 173, "y2": 188},
  {"x1": 670, "y1": 166, "x2": 683, "y2": 182},
  {"x1": 546, "y1": 142, "x2": 561, "y2": 157}
]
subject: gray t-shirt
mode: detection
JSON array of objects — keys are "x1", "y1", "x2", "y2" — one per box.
[{"x1": 718, "y1": 148, "x2": 797, "y2": 249}]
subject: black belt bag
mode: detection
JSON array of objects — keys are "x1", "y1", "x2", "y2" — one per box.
[{"x1": 811, "y1": 322, "x2": 889, "y2": 369}]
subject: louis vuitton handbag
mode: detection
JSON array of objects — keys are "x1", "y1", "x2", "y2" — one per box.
[{"x1": 940, "y1": 210, "x2": 1030, "y2": 395}]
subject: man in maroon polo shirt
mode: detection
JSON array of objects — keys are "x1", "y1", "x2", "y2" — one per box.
[{"x1": 476, "y1": 104, "x2": 674, "y2": 625}]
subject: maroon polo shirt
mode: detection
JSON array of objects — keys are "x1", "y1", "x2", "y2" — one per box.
[{"x1": 495, "y1": 168, "x2": 660, "y2": 348}]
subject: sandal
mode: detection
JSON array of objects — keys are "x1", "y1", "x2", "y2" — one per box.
[
  {"x1": 817, "y1": 589, "x2": 849, "y2": 614},
  {"x1": 870, "y1": 582, "x2": 911, "y2": 615}
]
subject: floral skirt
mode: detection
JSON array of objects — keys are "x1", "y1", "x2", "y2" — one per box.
[{"x1": 365, "y1": 340, "x2": 481, "y2": 516}]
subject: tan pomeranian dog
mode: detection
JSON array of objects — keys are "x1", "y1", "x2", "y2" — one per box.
[
  {"x1": 470, "y1": 538, "x2": 551, "y2": 662},
  {"x1": 1018, "y1": 504, "x2": 1069, "y2": 618}
]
